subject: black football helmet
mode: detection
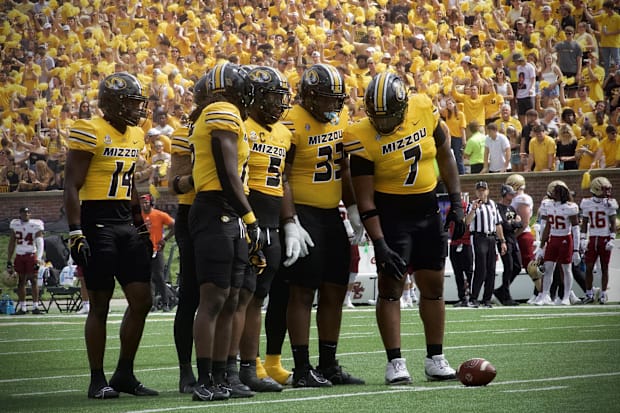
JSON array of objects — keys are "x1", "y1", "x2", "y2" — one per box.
[
  {"x1": 206, "y1": 62, "x2": 254, "y2": 118},
  {"x1": 365, "y1": 72, "x2": 409, "y2": 135},
  {"x1": 98, "y1": 72, "x2": 147, "y2": 128},
  {"x1": 193, "y1": 74, "x2": 211, "y2": 107},
  {"x1": 248, "y1": 66, "x2": 291, "y2": 125},
  {"x1": 299, "y1": 63, "x2": 346, "y2": 123}
]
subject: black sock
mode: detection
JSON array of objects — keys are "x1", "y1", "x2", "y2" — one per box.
[
  {"x1": 212, "y1": 360, "x2": 227, "y2": 384},
  {"x1": 426, "y1": 344, "x2": 443, "y2": 358},
  {"x1": 318, "y1": 340, "x2": 337, "y2": 369},
  {"x1": 386, "y1": 348, "x2": 402, "y2": 362},
  {"x1": 196, "y1": 357, "x2": 212, "y2": 385},
  {"x1": 115, "y1": 358, "x2": 133, "y2": 376},
  {"x1": 291, "y1": 345, "x2": 310, "y2": 371},
  {"x1": 90, "y1": 369, "x2": 107, "y2": 386},
  {"x1": 226, "y1": 356, "x2": 239, "y2": 376}
]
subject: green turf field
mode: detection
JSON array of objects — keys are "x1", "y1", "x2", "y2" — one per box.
[{"x1": 1, "y1": 304, "x2": 619, "y2": 413}]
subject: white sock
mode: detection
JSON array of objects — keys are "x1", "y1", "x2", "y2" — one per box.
[
  {"x1": 402, "y1": 290, "x2": 410, "y2": 300},
  {"x1": 19, "y1": 301, "x2": 26, "y2": 311},
  {"x1": 585, "y1": 289, "x2": 593, "y2": 297},
  {"x1": 561, "y1": 264, "x2": 572, "y2": 300},
  {"x1": 82, "y1": 301, "x2": 90, "y2": 310},
  {"x1": 542, "y1": 262, "x2": 555, "y2": 295}
]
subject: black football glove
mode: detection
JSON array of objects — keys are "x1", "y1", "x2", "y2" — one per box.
[
  {"x1": 6, "y1": 261, "x2": 14, "y2": 274},
  {"x1": 511, "y1": 220, "x2": 523, "y2": 230},
  {"x1": 444, "y1": 193, "x2": 466, "y2": 240},
  {"x1": 249, "y1": 250, "x2": 267, "y2": 275},
  {"x1": 69, "y1": 231, "x2": 91, "y2": 267},
  {"x1": 373, "y1": 238, "x2": 407, "y2": 280},
  {"x1": 246, "y1": 221, "x2": 263, "y2": 255}
]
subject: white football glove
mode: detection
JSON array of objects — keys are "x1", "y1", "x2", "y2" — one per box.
[
  {"x1": 605, "y1": 238, "x2": 615, "y2": 251},
  {"x1": 294, "y1": 215, "x2": 314, "y2": 257},
  {"x1": 572, "y1": 251, "x2": 581, "y2": 266},
  {"x1": 579, "y1": 237, "x2": 588, "y2": 253},
  {"x1": 534, "y1": 246, "x2": 545, "y2": 261},
  {"x1": 346, "y1": 204, "x2": 365, "y2": 245},
  {"x1": 282, "y1": 222, "x2": 302, "y2": 267}
]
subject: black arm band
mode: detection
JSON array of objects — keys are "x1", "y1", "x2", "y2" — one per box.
[
  {"x1": 448, "y1": 192, "x2": 462, "y2": 205},
  {"x1": 69, "y1": 224, "x2": 81, "y2": 231},
  {"x1": 360, "y1": 209, "x2": 379, "y2": 221}
]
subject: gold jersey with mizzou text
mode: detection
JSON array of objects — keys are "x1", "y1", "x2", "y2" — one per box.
[
  {"x1": 281, "y1": 105, "x2": 349, "y2": 209},
  {"x1": 68, "y1": 117, "x2": 144, "y2": 201},
  {"x1": 246, "y1": 117, "x2": 292, "y2": 198},
  {"x1": 189, "y1": 101, "x2": 250, "y2": 194},
  {"x1": 170, "y1": 126, "x2": 196, "y2": 205},
  {"x1": 343, "y1": 94, "x2": 439, "y2": 195}
]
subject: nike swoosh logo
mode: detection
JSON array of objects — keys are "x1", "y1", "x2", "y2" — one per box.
[{"x1": 413, "y1": 120, "x2": 420, "y2": 125}]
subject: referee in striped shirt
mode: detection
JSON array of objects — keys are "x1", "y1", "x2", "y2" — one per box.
[{"x1": 465, "y1": 181, "x2": 507, "y2": 307}]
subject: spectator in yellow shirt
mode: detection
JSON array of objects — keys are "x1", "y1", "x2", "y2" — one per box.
[
  {"x1": 594, "y1": 125, "x2": 618, "y2": 168},
  {"x1": 576, "y1": 123, "x2": 600, "y2": 169},
  {"x1": 527, "y1": 124, "x2": 556, "y2": 172}
]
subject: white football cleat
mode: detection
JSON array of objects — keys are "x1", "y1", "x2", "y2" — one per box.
[
  {"x1": 385, "y1": 358, "x2": 412, "y2": 385},
  {"x1": 599, "y1": 291, "x2": 608, "y2": 304},
  {"x1": 527, "y1": 294, "x2": 538, "y2": 305},
  {"x1": 569, "y1": 291, "x2": 580, "y2": 305},
  {"x1": 535, "y1": 294, "x2": 553, "y2": 306},
  {"x1": 424, "y1": 354, "x2": 456, "y2": 381}
]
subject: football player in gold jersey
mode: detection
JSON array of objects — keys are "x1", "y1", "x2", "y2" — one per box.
[
  {"x1": 188, "y1": 63, "x2": 261, "y2": 402},
  {"x1": 279, "y1": 63, "x2": 365, "y2": 387},
  {"x1": 63, "y1": 72, "x2": 158, "y2": 399},
  {"x1": 168, "y1": 117, "x2": 198, "y2": 394},
  {"x1": 232, "y1": 66, "x2": 297, "y2": 392},
  {"x1": 343, "y1": 72, "x2": 465, "y2": 385}
]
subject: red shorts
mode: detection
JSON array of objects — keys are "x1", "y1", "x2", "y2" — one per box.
[
  {"x1": 14, "y1": 253, "x2": 37, "y2": 275},
  {"x1": 350, "y1": 244, "x2": 360, "y2": 273},
  {"x1": 76, "y1": 266, "x2": 85, "y2": 279},
  {"x1": 584, "y1": 236, "x2": 612, "y2": 265},
  {"x1": 543, "y1": 235, "x2": 572, "y2": 264},
  {"x1": 517, "y1": 232, "x2": 535, "y2": 269}
]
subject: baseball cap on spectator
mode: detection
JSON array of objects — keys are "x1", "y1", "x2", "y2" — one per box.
[
  {"x1": 513, "y1": 53, "x2": 525, "y2": 61},
  {"x1": 366, "y1": 47, "x2": 376, "y2": 54},
  {"x1": 62, "y1": 25, "x2": 70, "y2": 31},
  {"x1": 542, "y1": 5, "x2": 552, "y2": 11},
  {"x1": 461, "y1": 56, "x2": 472, "y2": 64},
  {"x1": 382, "y1": 52, "x2": 391, "y2": 60},
  {"x1": 494, "y1": 54, "x2": 503, "y2": 61},
  {"x1": 462, "y1": 43, "x2": 472, "y2": 52},
  {"x1": 414, "y1": 34, "x2": 425, "y2": 41},
  {"x1": 147, "y1": 129, "x2": 160, "y2": 137},
  {"x1": 501, "y1": 184, "x2": 516, "y2": 197},
  {"x1": 19, "y1": 207, "x2": 30, "y2": 213},
  {"x1": 43, "y1": 22, "x2": 52, "y2": 29},
  {"x1": 476, "y1": 181, "x2": 488, "y2": 190},
  {"x1": 26, "y1": 51, "x2": 34, "y2": 57}
]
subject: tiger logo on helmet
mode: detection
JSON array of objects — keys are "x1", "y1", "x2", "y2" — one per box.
[
  {"x1": 590, "y1": 176, "x2": 612, "y2": 198},
  {"x1": 2, "y1": 270, "x2": 18, "y2": 288}
]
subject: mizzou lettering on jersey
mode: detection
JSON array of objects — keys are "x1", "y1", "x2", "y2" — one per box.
[
  {"x1": 381, "y1": 128, "x2": 428, "y2": 155},
  {"x1": 251, "y1": 142, "x2": 287, "y2": 158},
  {"x1": 68, "y1": 117, "x2": 144, "y2": 201},
  {"x1": 282, "y1": 104, "x2": 349, "y2": 209},
  {"x1": 102, "y1": 147, "x2": 140, "y2": 157},
  {"x1": 343, "y1": 94, "x2": 439, "y2": 195},
  {"x1": 308, "y1": 130, "x2": 343, "y2": 145},
  {"x1": 190, "y1": 101, "x2": 250, "y2": 194}
]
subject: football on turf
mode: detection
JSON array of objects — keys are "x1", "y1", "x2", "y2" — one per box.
[{"x1": 457, "y1": 358, "x2": 496, "y2": 386}]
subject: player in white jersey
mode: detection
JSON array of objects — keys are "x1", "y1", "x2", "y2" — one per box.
[
  {"x1": 506, "y1": 174, "x2": 535, "y2": 269},
  {"x1": 580, "y1": 177, "x2": 618, "y2": 304},
  {"x1": 535, "y1": 181, "x2": 580, "y2": 305},
  {"x1": 7, "y1": 207, "x2": 45, "y2": 314}
]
